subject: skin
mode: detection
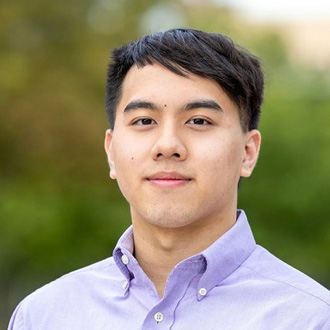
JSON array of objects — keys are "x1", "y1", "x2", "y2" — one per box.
[{"x1": 104, "y1": 63, "x2": 261, "y2": 297}]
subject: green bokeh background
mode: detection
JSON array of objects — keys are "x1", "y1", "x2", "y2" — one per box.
[{"x1": 1, "y1": 0, "x2": 330, "y2": 327}]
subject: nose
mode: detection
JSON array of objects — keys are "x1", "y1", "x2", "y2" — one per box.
[{"x1": 151, "y1": 124, "x2": 187, "y2": 161}]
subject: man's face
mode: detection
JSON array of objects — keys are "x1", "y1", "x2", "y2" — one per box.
[{"x1": 105, "y1": 63, "x2": 260, "y2": 229}]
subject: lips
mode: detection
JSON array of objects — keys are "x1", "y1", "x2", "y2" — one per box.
[{"x1": 146, "y1": 172, "x2": 191, "y2": 187}]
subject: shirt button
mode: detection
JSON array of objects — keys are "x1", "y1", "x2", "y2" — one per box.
[
  {"x1": 154, "y1": 312, "x2": 164, "y2": 323},
  {"x1": 199, "y1": 288, "x2": 207, "y2": 296},
  {"x1": 121, "y1": 254, "x2": 129, "y2": 265}
]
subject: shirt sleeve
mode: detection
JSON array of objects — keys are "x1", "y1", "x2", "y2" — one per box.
[{"x1": 7, "y1": 303, "x2": 23, "y2": 330}]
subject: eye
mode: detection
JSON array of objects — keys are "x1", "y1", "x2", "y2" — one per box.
[
  {"x1": 133, "y1": 118, "x2": 156, "y2": 126},
  {"x1": 187, "y1": 118, "x2": 211, "y2": 125}
]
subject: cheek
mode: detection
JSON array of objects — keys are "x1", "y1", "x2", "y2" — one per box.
[
  {"x1": 194, "y1": 136, "x2": 243, "y2": 178},
  {"x1": 113, "y1": 134, "x2": 138, "y2": 159},
  {"x1": 112, "y1": 149, "x2": 137, "y2": 200},
  {"x1": 114, "y1": 148, "x2": 137, "y2": 174},
  {"x1": 112, "y1": 136, "x2": 146, "y2": 180}
]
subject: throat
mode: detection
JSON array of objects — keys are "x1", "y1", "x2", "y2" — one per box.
[
  {"x1": 135, "y1": 246, "x2": 184, "y2": 298},
  {"x1": 131, "y1": 209, "x2": 237, "y2": 297}
]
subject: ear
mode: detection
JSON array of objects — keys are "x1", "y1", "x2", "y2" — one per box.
[
  {"x1": 104, "y1": 129, "x2": 116, "y2": 180},
  {"x1": 240, "y1": 129, "x2": 261, "y2": 178}
]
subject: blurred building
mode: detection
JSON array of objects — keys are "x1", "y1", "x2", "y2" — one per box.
[{"x1": 278, "y1": 21, "x2": 330, "y2": 69}]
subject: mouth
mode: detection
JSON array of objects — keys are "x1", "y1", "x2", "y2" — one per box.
[{"x1": 146, "y1": 172, "x2": 192, "y2": 187}]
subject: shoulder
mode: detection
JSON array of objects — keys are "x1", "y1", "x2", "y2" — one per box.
[
  {"x1": 242, "y1": 245, "x2": 330, "y2": 307},
  {"x1": 8, "y1": 257, "x2": 128, "y2": 329},
  {"x1": 24, "y1": 256, "x2": 121, "y2": 301},
  {"x1": 31, "y1": 256, "x2": 118, "y2": 292},
  {"x1": 10, "y1": 257, "x2": 123, "y2": 322}
]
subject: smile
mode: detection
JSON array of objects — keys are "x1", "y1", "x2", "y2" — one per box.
[{"x1": 146, "y1": 172, "x2": 192, "y2": 187}]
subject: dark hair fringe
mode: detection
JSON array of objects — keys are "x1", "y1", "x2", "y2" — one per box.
[{"x1": 106, "y1": 28, "x2": 264, "y2": 132}]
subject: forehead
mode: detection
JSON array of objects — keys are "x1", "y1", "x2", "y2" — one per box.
[{"x1": 118, "y1": 63, "x2": 238, "y2": 114}]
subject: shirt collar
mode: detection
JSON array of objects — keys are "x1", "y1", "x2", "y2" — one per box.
[
  {"x1": 197, "y1": 210, "x2": 256, "y2": 299},
  {"x1": 113, "y1": 226, "x2": 135, "y2": 284},
  {"x1": 113, "y1": 210, "x2": 256, "y2": 298}
]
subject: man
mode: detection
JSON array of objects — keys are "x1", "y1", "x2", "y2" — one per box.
[{"x1": 8, "y1": 28, "x2": 330, "y2": 329}]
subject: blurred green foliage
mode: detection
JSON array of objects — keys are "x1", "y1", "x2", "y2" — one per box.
[{"x1": 1, "y1": 0, "x2": 330, "y2": 327}]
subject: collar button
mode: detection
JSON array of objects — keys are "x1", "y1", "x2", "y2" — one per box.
[
  {"x1": 121, "y1": 254, "x2": 129, "y2": 265},
  {"x1": 199, "y1": 288, "x2": 207, "y2": 296}
]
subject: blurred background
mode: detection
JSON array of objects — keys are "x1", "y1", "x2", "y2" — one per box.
[{"x1": 1, "y1": 0, "x2": 330, "y2": 326}]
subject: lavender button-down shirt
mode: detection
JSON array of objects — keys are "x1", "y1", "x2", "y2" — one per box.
[{"x1": 8, "y1": 210, "x2": 330, "y2": 329}]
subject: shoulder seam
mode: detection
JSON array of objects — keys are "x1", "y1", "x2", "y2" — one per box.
[{"x1": 241, "y1": 264, "x2": 330, "y2": 308}]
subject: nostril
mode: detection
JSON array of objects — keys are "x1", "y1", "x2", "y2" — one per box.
[{"x1": 156, "y1": 152, "x2": 181, "y2": 159}]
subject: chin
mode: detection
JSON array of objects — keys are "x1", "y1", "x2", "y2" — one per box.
[{"x1": 141, "y1": 207, "x2": 200, "y2": 229}]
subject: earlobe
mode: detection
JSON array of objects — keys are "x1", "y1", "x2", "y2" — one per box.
[
  {"x1": 240, "y1": 130, "x2": 261, "y2": 178},
  {"x1": 104, "y1": 129, "x2": 116, "y2": 180}
]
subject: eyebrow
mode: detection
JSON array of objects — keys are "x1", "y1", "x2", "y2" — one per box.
[
  {"x1": 124, "y1": 101, "x2": 161, "y2": 113},
  {"x1": 183, "y1": 100, "x2": 223, "y2": 112},
  {"x1": 123, "y1": 99, "x2": 223, "y2": 113}
]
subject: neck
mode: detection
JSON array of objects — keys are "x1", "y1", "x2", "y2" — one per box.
[{"x1": 132, "y1": 209, "x2": 237, "y2": 297}]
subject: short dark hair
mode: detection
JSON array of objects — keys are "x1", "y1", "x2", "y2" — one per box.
[{"x1": 105, "y1": 28, "x2": 264, "y2": 132}]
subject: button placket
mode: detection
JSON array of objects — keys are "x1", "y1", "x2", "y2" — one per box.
[{"x1": 142, "y1": 257, "x2": 206, "y2": 328}]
